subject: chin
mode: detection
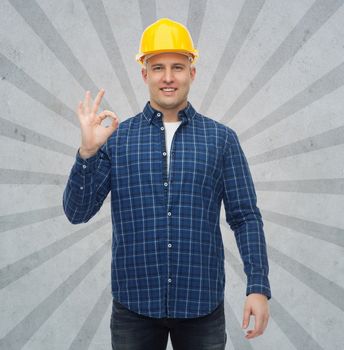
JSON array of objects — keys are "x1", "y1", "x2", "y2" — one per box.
[
  {"x1": 160, "y1": 97, "x2": 187, "y2": 109},
  {"x1": 154, "y1": 99, "x2": 176, "y2": 109}
]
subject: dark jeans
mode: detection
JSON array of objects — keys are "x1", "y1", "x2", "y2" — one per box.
[{"x1": 110, "y1": 298, "x2": 227, "y2": 350}]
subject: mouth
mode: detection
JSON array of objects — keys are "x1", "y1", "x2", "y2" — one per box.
[{"x1": 160, "y1": 87, "x2": 177, "y2": 94}]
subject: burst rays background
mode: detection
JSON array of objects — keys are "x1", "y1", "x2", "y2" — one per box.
[{"x1": 0, "y1": 0, "x2": 343, "y2": 349}]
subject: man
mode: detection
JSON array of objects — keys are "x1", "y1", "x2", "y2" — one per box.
[{"x1": 63, "y1": 18, "x2": 271, "y2": 350}]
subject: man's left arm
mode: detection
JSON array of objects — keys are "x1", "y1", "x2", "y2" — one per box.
[{"x1": 222, "y1": 128, "x2": 271, "y2": 339}]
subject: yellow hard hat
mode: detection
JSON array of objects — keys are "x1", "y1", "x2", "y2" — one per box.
[{"x1": 136, "y1": 18, "x2": 199, "y2": 64}]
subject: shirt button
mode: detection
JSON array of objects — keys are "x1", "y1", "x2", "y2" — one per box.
[
  {"x1": 168, "y1": 278, "x2": 172, "y2": 283},
  {"x1": 160, "y1": 126, "x2": 164, "y2": 131},
  {"x1": 80, "y1": 186, "x2": 84, "y2": 190},
  {"x1": 168, "y1": 243, "x2": 172, "y2": 248},
  {"x1": 163, "y1": 152, "x2": 167, "y2": 156},
  {"x1": 164, "y1": 182, "x2": 168, "y2": 187},
  {"x1": 157, "y1": 113, "x2": 161, "y2": 117},
  {"x1": 82, "y1": 165, "x2": 87, "y2": 169},
  {"x1": 167, "y1": 212, "x2": 172, "y2": 216}
]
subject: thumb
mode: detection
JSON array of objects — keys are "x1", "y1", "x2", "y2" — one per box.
[
  {"x1": 103, "y1": 116, "x2": 119, "y2": 138},
  {"x1": 97, "y1": 110, "x2": 119, "y2": 135},
  {"x1": 97, "y1": 110, "x2": 118, "y2": 123},
  {"x1": 242, "y1": 306, "x2": 251, "y2": 329}
]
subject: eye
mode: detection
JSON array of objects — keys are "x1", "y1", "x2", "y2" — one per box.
[
  {"x1": 174, "y1": 66, "x2": 183, "y2": 71},
  {"x1": 153, "y1": 66, "x2": 162, "y2": 71}
]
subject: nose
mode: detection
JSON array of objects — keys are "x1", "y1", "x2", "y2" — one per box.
[{"x1": 163, "y1": 67, "x2": 174, "y2": 83}]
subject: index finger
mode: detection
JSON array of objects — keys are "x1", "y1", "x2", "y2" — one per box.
[
  {"x1": 246, "y1": 315, "x2": 264, "y2": 339},
  {"x1": 92, "y1": 88, "x2": 105, "y2": 114}
]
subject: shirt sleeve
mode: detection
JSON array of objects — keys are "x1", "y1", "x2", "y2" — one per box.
[
  {"x1": 62, "y1": 142, "x2": 111, "y2": 224},
  {"x1": 222, "y1": 128, "x2": 271, "y2": 300}
]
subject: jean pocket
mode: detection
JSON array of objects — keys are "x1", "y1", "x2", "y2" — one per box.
[{"x1": 112, "y1": 299, "x2": 127, "y2": 312}]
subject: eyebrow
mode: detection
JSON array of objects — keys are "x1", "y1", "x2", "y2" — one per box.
[{"x1": 150, "y1": 63, "x2": 186, "y2": 68}]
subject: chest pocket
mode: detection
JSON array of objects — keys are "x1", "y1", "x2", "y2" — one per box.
[
  {"x1": 182, "y1": 142, "x2": 222, "y2": 184},
  {"x1": 123, "y1": 139, "x2": 163, "y2": 186}
]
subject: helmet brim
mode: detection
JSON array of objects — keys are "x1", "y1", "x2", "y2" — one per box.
[{"x1": 136, "y1": 49, "x2": 199, "y2": 64}]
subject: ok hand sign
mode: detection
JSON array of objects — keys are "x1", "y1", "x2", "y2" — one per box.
[{"x1": 77, "y1": 89, "x2": 119, "y2": 159}]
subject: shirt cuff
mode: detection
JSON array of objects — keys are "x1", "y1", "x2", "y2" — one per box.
[
  {"x1": 246, "y1": 275, "x2": 271, "y2": 300},
  {"x1": 73, "y1": 148, "x2": 100, "y2": 174}
]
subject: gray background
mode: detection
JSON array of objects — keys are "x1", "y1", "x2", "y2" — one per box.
[{"x1": 1, "y1": 0, "x2": 344, "y2": 349}]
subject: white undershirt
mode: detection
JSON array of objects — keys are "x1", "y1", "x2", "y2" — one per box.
[{"x1": 163, "y1": 120, "x2": 182, "y2": 175}]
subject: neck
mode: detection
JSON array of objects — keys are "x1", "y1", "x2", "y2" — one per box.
[
  {"x1": 162, "y1": 111, "x2": 180, "y2": 122},
  {"x1": 150, "y1": 101, "x2": 188, "y2": 122}
]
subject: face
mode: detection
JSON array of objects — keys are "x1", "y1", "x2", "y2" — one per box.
[{"x1": 141, "y1": 53, "x2": 196, "y2": 115}]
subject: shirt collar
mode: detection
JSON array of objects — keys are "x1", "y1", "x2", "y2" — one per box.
[{"x1": 142, "y1": 101, "x2": 197, "y2": 125}]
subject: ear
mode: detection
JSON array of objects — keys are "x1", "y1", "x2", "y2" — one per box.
[
  {"x1": 141, "y1": 67, "x2": 148, "y2": 83},
  {"x1": 190, "y1": 66, "x2": 196, "y2": 82}
]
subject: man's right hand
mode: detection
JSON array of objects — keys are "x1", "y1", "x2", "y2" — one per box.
[{"x1": 77, "y1": 89, "x2": 119, "y2": 159}]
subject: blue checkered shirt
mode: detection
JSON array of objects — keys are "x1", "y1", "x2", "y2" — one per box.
[{"x1": 63, "y1": 101, "x2": 271, "y2": 318}]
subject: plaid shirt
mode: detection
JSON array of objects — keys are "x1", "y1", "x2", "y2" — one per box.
[{"x1": 63, "y1": 101, "x2": 271, "y2": 318}]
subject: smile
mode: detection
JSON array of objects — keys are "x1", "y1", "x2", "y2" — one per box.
[
  {"x1": 160, "y1": 88, "x2": 177, "y2": 96},
  {"x1": 160, "y1": 88, "x2": 177, "y2": 92}
]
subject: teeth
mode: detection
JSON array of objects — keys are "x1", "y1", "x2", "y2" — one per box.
[{"x1": 162, "y1": 88, "x2": 176, "y2": 91}]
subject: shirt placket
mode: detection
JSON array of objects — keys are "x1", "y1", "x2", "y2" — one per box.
[{"x1": 154, "y1": 111, "x2": 185, "y2": 317}]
